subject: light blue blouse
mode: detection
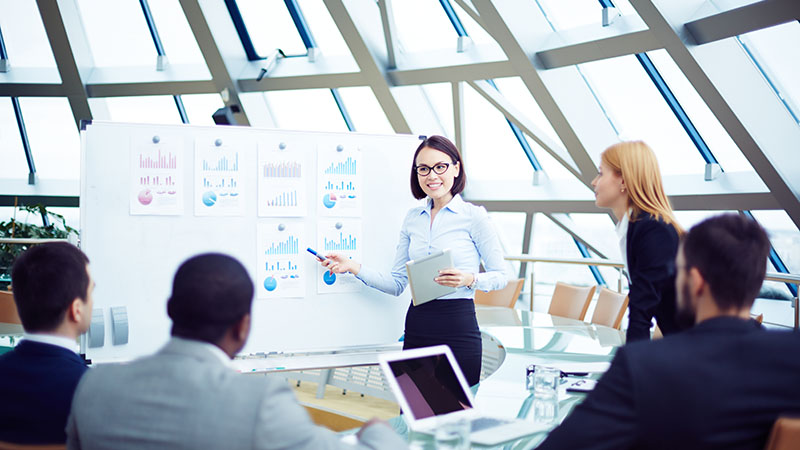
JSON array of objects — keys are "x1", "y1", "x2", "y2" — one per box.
[{"x1": 356, "y1": 194, "x2": 511, "y2": 299}]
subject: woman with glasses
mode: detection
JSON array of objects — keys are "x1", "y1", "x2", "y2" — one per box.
[
  {"x1": 591, "y1": 141, "x2": 685, "y2": 342},
  {"x1": 320, "y1": 135, "x2": 510, "y2": 386}
]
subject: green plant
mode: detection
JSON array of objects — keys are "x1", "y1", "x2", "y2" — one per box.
[{"x1": 0, "y1": 204, "x2": 78, "y2": 281}]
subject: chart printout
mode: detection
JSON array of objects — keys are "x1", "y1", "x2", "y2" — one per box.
[
  {"x1": 318, "y1": 144, "x2": 363, "y2": 217},
  {"x1": 317, "y1": 218, "x2": 362, "y2": 293},
  {"x1": 257, "y1": 221, "x2": 306, "y2": 299},
  {"x1": 194, "y1": 139, "x2": 246, "y2": 216},
  {"x1": 258, "y1": 142, "x2": 308, "y2": 217},
  {"x1": 130, "y1": 137, "x2": 184, "y2": 215}
]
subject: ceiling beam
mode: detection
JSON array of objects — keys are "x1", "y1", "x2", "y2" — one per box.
[{"x1": 685, "y1": 0, "x2": 800, "y2": 45}]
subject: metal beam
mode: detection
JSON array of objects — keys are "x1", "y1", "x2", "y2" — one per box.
[
  {"x1": 323, "y1": 0, "x2": 411, "y2": 133},
  {"x1": 471, "y1": 0, "x2": 612, "y2": 187},
  {"x1": 179, "y1": 0, "x2": 251, "y2": 125},
  {"x1": 452, "y1": 81, "x2": 465, "y2": 157},
  {"x1": 537, "y1": 27, "x2": 660, "y2": 69},
  {"x1": 468, "y1": 79, "x2": 580, "y2": 178},
  {"x1": 631, "y1": 0, "x2": 800, "y2": 229},
  {"x1": 685, "y1": 0, "x2": 800, "y2": 45},
  {"x1": 36, "y1": 0, "x2": 98, "y2": 127},
  {"x1": 377, "y1": 0, "x2": 399, "y2": 69}
]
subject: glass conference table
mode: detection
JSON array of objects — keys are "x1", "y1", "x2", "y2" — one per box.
[{"x1": 394, "y1": 306, "x2": 625, "y2": 449}]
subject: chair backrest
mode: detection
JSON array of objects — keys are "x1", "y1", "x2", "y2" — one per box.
[
  {"x1": 764, "y1": 416, "x2": 800, "y2": 450},
  {"x1": 590, "y1": 288, "x2": 629, "y2": 329},
  {"x1": 548, "y1": 282, "x2": 596, "y2": 321},
  {"x1": 474, "y1": 279, "x2": 525, "y2": 308},
  {"x1": 0, "y1": 290, "x2": 21, "y2": 325}
]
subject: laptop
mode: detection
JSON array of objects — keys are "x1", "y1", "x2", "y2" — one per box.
[{"x1": 378, "y1": 345, "x2": 549, "y2": 446}]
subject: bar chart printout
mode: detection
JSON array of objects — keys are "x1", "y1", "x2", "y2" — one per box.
[
  {"x1": 317, "y1": 219, "x2": 363, "y2": 294},
  {"x1": 257, "y1": 221, "x2": 306, "y2": 299},
  {"x1": 318, "y1": 145, "x2": 362, "y2": 217},
  {"x1": 258, "y1": 143, "x2": 308, "y2": 217},
  {"x1": 130, "y1": 138, "x2": 184, "y2": 215},
  {"x1": 194, "y1": 140, "x2": 246, "y2": 216}
]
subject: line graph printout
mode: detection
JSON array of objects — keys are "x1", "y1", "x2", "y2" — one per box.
[
  {"x1": 257, "y1": 142, "x2": 308, "y2": 217},
  {"x1": 317, "y1": 219, "x2": 362, "y2": 294},
  {"x1": 194, "y1": 139, "x2": 246, "y2": 216},
  {"x1": 130, "y1": 137, "x2": 184, "y2": 215},
  {"x1": 318, "y1": 145, "x2": 362, "y2": 217},
  {"x1": 257, "y1": 221, "x2": 306, "y2": 299}
]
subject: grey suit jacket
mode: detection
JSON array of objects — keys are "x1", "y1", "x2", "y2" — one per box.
[{"x1": 67, "y1": 338, "x2": 406, "y2": 450}]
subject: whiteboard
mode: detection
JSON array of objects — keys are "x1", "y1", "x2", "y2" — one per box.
[{"x1": 80, "y1": 121, "x2": 421, "y2": 361}]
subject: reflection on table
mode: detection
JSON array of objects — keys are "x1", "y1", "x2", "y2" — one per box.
[{"x1": 398, "y1": 306, "x2": 625, "y2": 448}]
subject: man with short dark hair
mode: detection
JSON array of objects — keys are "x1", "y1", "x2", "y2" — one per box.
[
  {"x1": 67, "y1": 253, "x2": 407, "y2": 449},
  {"x1": 538, "y1": 214, "x2": 800, "y2": 450},
  {"x1": 0, "y1": 242, "x2": 94, "y2": 444}
]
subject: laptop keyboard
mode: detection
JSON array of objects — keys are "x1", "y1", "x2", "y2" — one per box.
[{"x1": 470, "y1": 417, "x2": 513, "y2": 432}]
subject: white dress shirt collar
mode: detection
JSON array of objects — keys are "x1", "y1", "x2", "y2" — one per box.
[
  {"x1": 23, "y1": 333, "x2": 80, "y2": 353},
  {"x1": 424, "y1": 193, "x2": 466, "y2": 215}
]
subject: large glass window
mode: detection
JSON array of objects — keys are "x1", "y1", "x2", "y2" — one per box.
[
  {"x1": 739, "y1": 21, "x2": 800, "y2": 125},
  {"x1": 180, "y1": 94, "x2": 225, "y2": 126},
  {"x1": 576, "y1": 55, "x2": 707, "y2": 175},
  {"x1": 335, "y1": 87, "x2": 393, "y2": 134},
  {"x1": 96, "y1": 96, "x2": 183, "y2": 124},
  {"x1": 297, "y1": 0, "x2": 350, "y2": 56},
  {"x1": 17, "y1": 97, "x2": 80, "y2": 180},
  {"x1": 77, "y1": 0, "x2": 159, "y2": 67},
  {"x1": 0, "y1": 98, "x2": 29, "y2": 179},
  {"x1": 264, "y1": 89, "x2": 348, "y2": 133},
  {"x1": 235, "y1": 0, "x2": 307, "y2": 57},
  {"x1": 0, "y1": 2, "x2": 58, "y2": 69},
  {"x1": 647, "y1": 49, "x2": 754, "y2": 172},
  {"x1": 390, "y1": 1, "x2": 458, "y2": 53}
]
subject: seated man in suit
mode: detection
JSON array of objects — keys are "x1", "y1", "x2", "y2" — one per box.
[
  {"x1": 67, "y1": 253, "x2": 407, "y2": 449},
  {"x1": 0, "y1": 242, "x2": 93, "y2": 444},
  {"x1": 538, "y1": 213, "x2": 800, "y2": 450}
]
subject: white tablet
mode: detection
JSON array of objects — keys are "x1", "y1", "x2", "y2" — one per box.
[{"x1": 406, "y1": 249, "x2": 456, "y2": 306}]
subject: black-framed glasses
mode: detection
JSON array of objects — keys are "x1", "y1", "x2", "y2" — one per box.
[{"x1": 415, "y1": 162, "x2": 451, "y2": 176}]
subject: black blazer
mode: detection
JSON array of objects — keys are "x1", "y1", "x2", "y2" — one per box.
[
  {"x1": 539, "y1": 317, "x2": 800, "y2": 450},
  {"x1": 626, "y1": 212, "x2": 681, "y2": 342},
  {"x1": 0, "y1": 340, "x2": 88, "y2": 444}
]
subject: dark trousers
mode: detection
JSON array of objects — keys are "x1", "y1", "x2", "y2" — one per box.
[{"x1": 403, "y1": 299, "x2": 482, "y2": 386}]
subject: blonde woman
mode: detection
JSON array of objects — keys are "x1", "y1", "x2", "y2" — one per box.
[{"x1": 592, "y1": 141, "x2": 685, "y2": 342}]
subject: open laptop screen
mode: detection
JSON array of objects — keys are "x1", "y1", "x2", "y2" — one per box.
[{"x1": 387, "y1": 353, "x2": 473, "y2": 419}]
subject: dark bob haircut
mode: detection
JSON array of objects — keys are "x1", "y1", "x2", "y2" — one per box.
[
  {"x1": 409, "y1": 135, "x2": 467, "y2": 200},
  {"x1": 682, "y1": 214, "x2": 770, "y2": 311}
]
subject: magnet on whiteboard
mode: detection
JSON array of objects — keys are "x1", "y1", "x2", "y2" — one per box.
[
  {"x1": 152, "y1": 136, "x2": 160, "y2": 144},
  {"x1": 279, "y1": 142, "x2": 287, "y2": 150},
  {"x1": 335, "y1": 222, "x2": 343, "y2": 230},
  {"x1": 336, "y1": 145, "x2": 344, "y2": 152},
  {"x1": 215, "y1": 139, "x2": 223, "y2": 147},
  {"x1": 278, "y1": 223, "x2": 286, "y2": 231}
]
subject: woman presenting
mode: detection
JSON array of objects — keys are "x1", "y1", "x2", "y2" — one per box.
[
  {"x1": 321, "y1": 135, "x2": 510, "y2": 386},
  {"x1": 591, "y1": 141, "x2": 685, "y2": 342}
]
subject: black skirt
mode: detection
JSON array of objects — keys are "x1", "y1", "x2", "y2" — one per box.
[{"x1": 403, "y1": 298, "x2": 482, "y2": 386}]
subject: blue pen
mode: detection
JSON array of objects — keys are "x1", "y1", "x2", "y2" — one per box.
[{"x1": 306, "y1": 247, "x2": 326, "y2": 262}]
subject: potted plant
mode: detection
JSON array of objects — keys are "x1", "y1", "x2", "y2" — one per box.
[{"x1": 0, "y1": 204, "x2": 78, "y2": 290}]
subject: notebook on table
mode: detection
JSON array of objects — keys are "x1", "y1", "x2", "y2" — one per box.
[{"x1": 378, "y1": 345, "x2": 549, "y2": 446}]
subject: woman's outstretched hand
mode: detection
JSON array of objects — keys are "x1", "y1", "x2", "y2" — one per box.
[
  {"x1": 435, "y1": 268, "x2": 474, "y2": 288},
  {"x1": 321, "y1": 252, "x2": 362, "y2": 276}
]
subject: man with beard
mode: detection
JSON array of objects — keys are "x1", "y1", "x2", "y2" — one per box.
[{"x1": 537, "y1": 214, "x2": 800, "y2": 450}]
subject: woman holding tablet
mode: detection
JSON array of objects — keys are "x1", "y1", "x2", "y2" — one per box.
[
  {"x1": 591, "y1": 141, "x2": 684, "y2": 342},
  {"x1": 321, "y1": 135, "x2": 510, "y2": 386}
]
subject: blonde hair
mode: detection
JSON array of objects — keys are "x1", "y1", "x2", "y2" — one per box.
[{"x1": 601, "y1": 141, "x2": 684, "y2": 235}]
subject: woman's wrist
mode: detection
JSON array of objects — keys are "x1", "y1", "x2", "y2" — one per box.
[{"x1": 467, "y1": 273, "x2": 477, "y2": 290}]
